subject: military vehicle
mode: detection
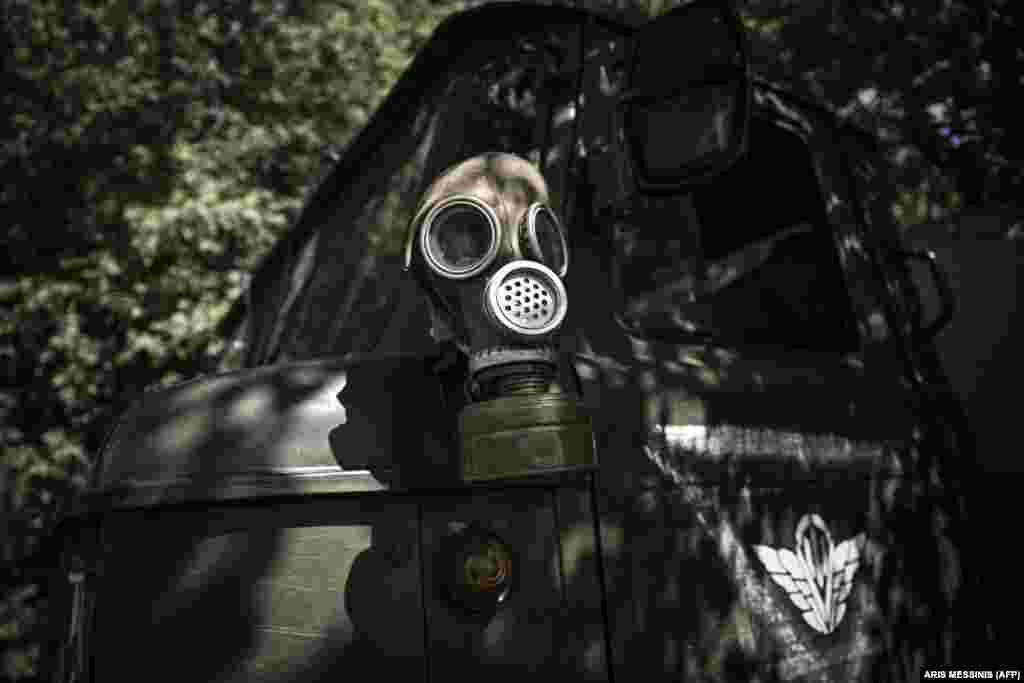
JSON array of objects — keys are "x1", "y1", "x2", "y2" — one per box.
[{"x1": 42, "y1": 1, "x2": 985, "y2": 680}]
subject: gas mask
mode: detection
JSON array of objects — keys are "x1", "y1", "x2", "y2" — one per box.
[
  {"x1": 404, "y1": 153, "x2": 594, "y2": 481},
  {"x1": 405, "y1": 153, "x2": 569, "y2": 397}
]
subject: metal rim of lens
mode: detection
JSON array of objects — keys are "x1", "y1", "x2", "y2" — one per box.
[
  {"x1": 420, "y1": 195, "x2": 500, "y2": 279},
  {"x1": 485, "y1": 260, "x2": 567, "y2": 337},
  {"x1": 522, "y1": 204, "x2": 568, "y2": 278}
]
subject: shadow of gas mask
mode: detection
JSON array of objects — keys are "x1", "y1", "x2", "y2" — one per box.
[{"x1": 404, "y1": 153, "x2": 595, "y2": 482}]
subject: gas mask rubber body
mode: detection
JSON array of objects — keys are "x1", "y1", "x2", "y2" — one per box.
[{"x1": 404, "y1": 153, "x2": 595, "y2": 481}]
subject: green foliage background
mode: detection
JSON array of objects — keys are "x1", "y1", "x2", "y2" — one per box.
[
  {"x1": 0, "y1": 1, "x2": 466, "y2": 677},
  {"x1": 0, "y1": 0, "x2": 1018, "y2": 679}
]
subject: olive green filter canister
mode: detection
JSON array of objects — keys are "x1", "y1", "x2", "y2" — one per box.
[{"x1": 458, "y1": 392, "x2": 597, "y2": 482}]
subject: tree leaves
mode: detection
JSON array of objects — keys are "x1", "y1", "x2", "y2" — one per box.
[
  {"x1": 741, "y1": 0, "x2": 1020, "y2": 230},
  {"x1": 1, "y1": 1, "x2": 466, "y2": 677}
]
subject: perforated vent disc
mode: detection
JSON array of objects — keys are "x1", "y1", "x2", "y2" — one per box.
[{"x1": 486, "y1": 261, "x2": 567, "y2": 336}]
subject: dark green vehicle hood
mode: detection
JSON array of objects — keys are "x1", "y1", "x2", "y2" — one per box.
[
  {"x1": 91, "y1": 354, "x2": 457, "y2": 508},
  {"x1": 92, "y1": 342, "x2": 915, "y2": 511}
]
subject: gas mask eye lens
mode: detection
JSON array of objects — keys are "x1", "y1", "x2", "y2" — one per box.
[
  {"x1": 431, "y1": 207, "x2": 491, "y2": 268},
  {"x1": 523, "y1": 205, "x2": 568, "y2": 277},
  {"x1": 421, "y1": 196, "x2": 499, "y2": 279}
]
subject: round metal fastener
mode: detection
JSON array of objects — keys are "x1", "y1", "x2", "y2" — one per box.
[{"x1": 441, "y1": 526, "x2": 514, "y2": 613}]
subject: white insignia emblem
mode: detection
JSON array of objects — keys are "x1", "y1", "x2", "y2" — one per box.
[{"x1": 753, "y1": 514, "x2": 864, "y2": 635}]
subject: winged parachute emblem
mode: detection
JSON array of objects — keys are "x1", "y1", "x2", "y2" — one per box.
[{"x1": 753, "y1": 513, "x2": 864, "y2": 635}]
